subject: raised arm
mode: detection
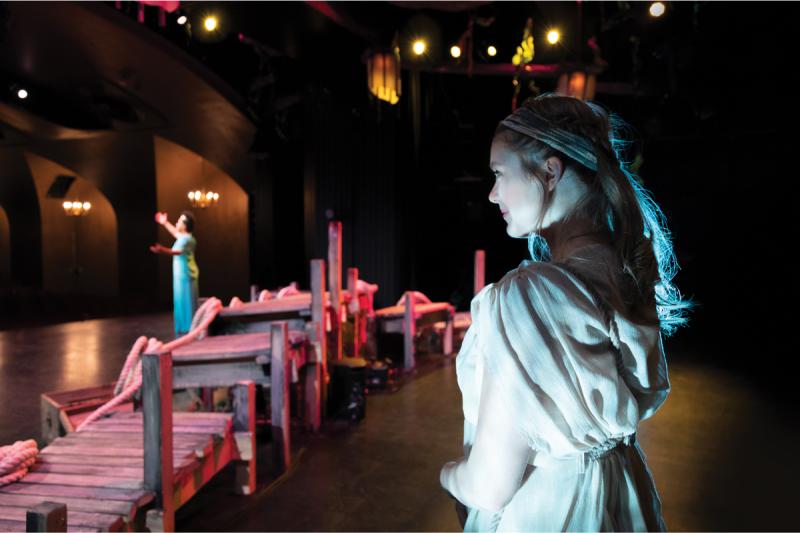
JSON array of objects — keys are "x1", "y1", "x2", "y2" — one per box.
[
  {"x1": 440, "y1": 362, "x2": 532, "y2": 512},
  {"x1": 155, "y1": 212, "x2": 179, "y2": 239},
  {"x1": 149, "y1": 243, "x2": 182, "y2": 256}
]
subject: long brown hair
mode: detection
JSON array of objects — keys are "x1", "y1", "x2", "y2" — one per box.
[{"x1": 495, "y1": 94, "x2": 691, "y2": 335}]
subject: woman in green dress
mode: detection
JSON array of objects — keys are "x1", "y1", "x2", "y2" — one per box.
[{"x1": 150, "y1": 211, "x2": 199, "y2": 337}]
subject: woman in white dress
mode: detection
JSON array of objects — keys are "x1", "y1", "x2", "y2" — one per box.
[{"x1": 439, "y1": 94, "x2": 692, "y2": 532}]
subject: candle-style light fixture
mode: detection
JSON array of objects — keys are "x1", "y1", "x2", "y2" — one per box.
[
  {"x1": 187, "y1": 159, "x2": 220, "y2": 208},
  {"x1": 365, "y1": 46, "x2": 402, "y2": 105},
  {"x1": 62, "y1": 200, "x2": 92, "y2": 216},
  {"x1": 188, "y1": 189, "x2": 220, "y2": 208}
]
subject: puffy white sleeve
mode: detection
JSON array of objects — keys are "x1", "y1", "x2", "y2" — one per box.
[
  {"x1": 474, "y1": 262, "x2": 643, "y2": 457},
  {"x1": 440, "y1": 356, "x2": 533, "y2": 512}
]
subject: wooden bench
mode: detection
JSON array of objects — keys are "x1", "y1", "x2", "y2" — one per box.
[
  {"x1": 0, "y1": 356, "x2": 257, "y2": 532},
  {"x1": 375, "y1": 293, "x2": 455, "y2": 371}
]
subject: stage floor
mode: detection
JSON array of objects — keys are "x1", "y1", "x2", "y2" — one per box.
[{"x1": 1, "y1": 314, "x2": 797, "y2": 530}]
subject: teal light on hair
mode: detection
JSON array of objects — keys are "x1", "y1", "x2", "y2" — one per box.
[{"x1": 590, "y1": 102, "x2": 693, "y2": 336}]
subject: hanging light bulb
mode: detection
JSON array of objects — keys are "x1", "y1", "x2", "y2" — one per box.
[
  {"x1": 649, "y1": 2, "x2": 666, "y2": 17},
  {"x1": 450, "y1": 45, "x2": 461, "y2": 58}
]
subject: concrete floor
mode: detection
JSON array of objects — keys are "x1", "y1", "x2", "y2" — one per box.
[{"x1": 1, "y1": 314, "x2": 798, "y2": 531}]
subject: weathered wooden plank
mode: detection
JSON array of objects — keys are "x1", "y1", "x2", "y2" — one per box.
[
  {"x1": 30, "y1": 463, "x2": 142, "y2": 480},
  {"x1": 88, "y1": 415, "x2": 231, "y2": 429},
  {"x1": 404, "y1": 292, "x2": 416, "y2": 371},
  {"x1": 17, "y1": 473, "x2": 144, "y2": 491},
  {"x1": 232, "y1": 382, "x2": 256, "y2": 495},
  {"x1": 0, "y1": 504, "x2": 121, "y2": 531},
  {"x1": 310, "y1": 258, "x2": 327, "y2": 429},
  {"x1": 61, "y1": 430, "x2": 210, "y2": 445},
  {"x1": 0, "y1": 520, "x2": 99, "y2": 533},
  {"x1": 171, "y1": 333, "x2": 270, "y2": 362},
  {"x1": 375, "y1": 301, "x2": 453, "y2": 319},
  {"x1": 0, "y1": 483, "x2": 152, "y2": 507},
  {"x1": 0, "y1": 493, "x2": 134, "y2": 521},
  {"x1": 271, "y1": 322, "x2": 291, "y2": 475},
  {"x1": 142, "y1": 351, "x2": 175, "y2": 533},
  {"x1": 347, "y1": 267, "x2": 361, "y2": 358},
  {"x1": 328, "y1": 220, "x2": 343, "y2": 361},
  {"x1": 42, "y1": 443, "x2": 196, "y2": 459},
  {"x1": 37, "y1": 454, "x2": 143, "y2": 467},
  {"x1": 54, "y1": 436, "x2": 208, "y2": 450},
  {"x1": 109, "y1": 412, "x2": 232, "y2": 423},
  {"x1": 62, "y1": 431, "x2": 211, "y2": 447},
  {"x1": 36, "y1": 453, "x2": 195, "y2": 474},
  {"x1": 80, "y1": 425, "x2": 227, "y2": 437}
]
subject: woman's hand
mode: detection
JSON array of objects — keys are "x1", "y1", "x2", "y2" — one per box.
[
  {"x1": 149, "y1": 243, "x2": 163, "y2": 254},
  {"x1": 154, "y1": 212, "x2": 168, "y2": 225}
]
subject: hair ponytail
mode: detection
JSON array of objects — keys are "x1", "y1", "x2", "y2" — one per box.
[{"x1": 499, "y1": 95, "x2": 693, "y2": 336}]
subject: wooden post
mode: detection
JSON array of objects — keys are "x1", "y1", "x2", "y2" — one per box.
[
  {"x1": 347, "y1": 267, "x2": 360, "y2": 358},
  {"x1": 307, "y1": 259, "x2": 326, "y2": 431},
  {"x1": 232, "y1": 381, "x2": 256, "y2": 495},
  {"x1": 26, "y1": 502, "x2": 66, "y2": 532},
  {"x1": 443, "y1": 306, "x2": 454, "y2": 356},
  {"x1": 474, "y1": 250, "x2": 486, "y2": 295},
  {"x1": 143, "y1": 350, "x2": 174, "y2": 532},
  {"x1": 250, "y1": 284, "x2": 258, "y2": 302},
  {"x1": 403, "y1": 292, "x2": 416, "y2": 371},
  {"x1": 327, "y1": 221, "x2": 343, "y2": 361},
  {"x1": 271, "y1": 322, "x2": 291, "y2": 474}
]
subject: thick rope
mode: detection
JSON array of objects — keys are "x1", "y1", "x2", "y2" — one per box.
[
  {"x1": 0, "y1": 440, "x2": 38, "y2": 487},
  {"x1": 75, "y1": 298, "x2": 223, "y2": 432}
]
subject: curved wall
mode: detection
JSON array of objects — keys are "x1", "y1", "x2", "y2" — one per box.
[{"x1": 24, "y1": 152, "x2": 119, "y2": 297}]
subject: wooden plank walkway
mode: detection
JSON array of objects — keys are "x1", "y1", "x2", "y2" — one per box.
[{"x1": 0, "y1": 412, "x2": 233, "y2": 532}]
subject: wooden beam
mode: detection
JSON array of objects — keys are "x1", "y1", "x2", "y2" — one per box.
[
  {"x1": 270, "y1": 322, "x2": 291, "y2": 474},
  {"x1": 443, "y1": 306, "x2": 454, "y2": 356},
  {"x1": 232, "y1": 381, "x2": 256, "y2": 495},
  {"x1": 474, "y1": 250, "x2": 485, "y2": 295},
  {"x1": 347, "y1": 267, "x2": 360, "y2": 358},
  {"x1": 307, "y1": 259, "x2": 326, "y2": 431},
  {"x1": 25, "y1": 501, "x2": 66, "y2": 532},
  {"x1": 143, "y1": 350, "x2": 174, "y2": 532},
  {"x1": 327, "y1": 221, "x2": 343, "y2": 361},
  {"x1": 403, "y1": 292, "x2": 416, "y2": 371}
]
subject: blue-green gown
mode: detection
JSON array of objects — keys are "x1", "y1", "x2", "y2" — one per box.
[{"x1": 172, "y1": 233, "x2": 199, "y2": 337}]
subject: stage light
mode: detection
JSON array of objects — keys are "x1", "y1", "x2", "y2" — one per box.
[
  {"x1": 547, "y1": 30, "x2": 560, "y2": 45},
  {"x1": 203, "y1": 16, "x2": 218, "y2": 32},
  {"x1": 412, "y1": 39, "x2": 427, "y2": 56},
  {"x1": 450, "y1": 45, "x2": 461, "y2": 58},
  {"x1": 82, "y1": 202, "x2": 91, "y2": 211},
  {"x1": 63, "y1": 201, "x2": 72, "y2": 210},
  {"x1": 17, "y1": 88, "x2": 28, "y2": 99},
  {"x1": 649, "y1": 2, "x2": 666, "y2": 17},
  {"x1": 177, "y1": 14, "x2": 187, "y2": 25},
  {"x1": 487, "y1": 45, "x2": 497, "y2": 57}
]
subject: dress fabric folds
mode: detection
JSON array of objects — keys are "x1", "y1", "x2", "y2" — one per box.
[
  {"x1": 456, "y1": 249, "x2": 669, "y2": 532},
  {"x1": 171, "y1": 234, "x2": 199, "y2": 336}
]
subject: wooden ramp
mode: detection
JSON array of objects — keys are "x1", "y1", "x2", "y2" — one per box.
[{"x1": 0, "y1": 411, "x2": 234, "y2": 531}]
